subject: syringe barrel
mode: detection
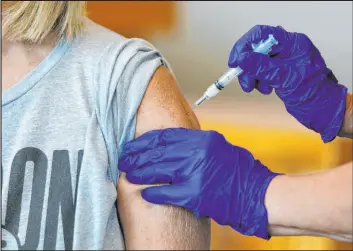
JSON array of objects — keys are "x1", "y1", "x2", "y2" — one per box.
[
  {"x1": 193, "y1": 34, "x2": 279, "y2": 109},
  {"x1": 216, "y1": 34, "x2": 278, "y2": 89},
  {"x1": 216, "y1": 67, "x2": 243, "y2": 88}
]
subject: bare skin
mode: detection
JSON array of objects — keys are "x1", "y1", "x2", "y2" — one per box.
[
  {"x1": 265, "y1": 99, "x2": 353, "y2": 243},
  {"x1": 266, "y1": 161, "x2": 352, "y2": 242},
  {"x1": 338, "y1": 93, "x2": 353, "y2": 139},
  {"x1": 117, "y1": 66, "x2": 210, "y2": 250},
  {"x1": 2, "y1": 38, "x2": 55, "y2": 91},
  {"x1": 265, "y1": 91, "x2": 353, "y2": 242},
  {"x1": 3, "y1": 37, "x2": 210, "y2": 249}
]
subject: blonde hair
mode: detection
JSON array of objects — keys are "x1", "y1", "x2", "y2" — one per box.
[{"x1": 2, "y1": 1, "x2": 87, "y2": 43}]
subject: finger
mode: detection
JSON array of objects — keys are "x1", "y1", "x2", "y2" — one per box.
[
  {"x1": 141, "y1": 183, "x2": 194, "y2": 210},
  {"x1": 236, "y1": 52, "x2": 286, "y2": 84},
  {"x1": 125, "y1": 155, "x2": 200, "y2": 184},
  {"x1": 118, "y1": 146, "x2": 165, "y2": 172},
  {"x1": 125, "y1": 161, "x2": 184, "y2": 184},
  {"x1": 119, "y1": 138, "x2": 201, "y2": 172},
  {"x1": 122, "y1": 128, "x2": 203, "y2": 155},
  {"x1": 237, "y1": 74, "x2": 256, "y2": 93},
  {"x1": 158, "y1": 127, "x2": 205, "y2": 145},
  {"x1": 228, "y1": 25, "x2": 288, "y2": 68},
  {"x1": 122, "y1": 129, "x2": 164, "y2": 155},
  {"x1": 256, "y1": 81, "x2": 273, "y2": 95},
  {"x1": 325, "y1": 68, "x2": 339, "y2": 83}
]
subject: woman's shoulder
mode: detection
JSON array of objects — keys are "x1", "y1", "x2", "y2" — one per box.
[
  {"x1": 67, "y1": 18, "x2": 162, "y2": 80},
  {"x1": 72, "y1": 18, "x2": 157, "y2": 60},
  {"x1": 81, "y1": 18, "x2": 126, "y2": 45}
]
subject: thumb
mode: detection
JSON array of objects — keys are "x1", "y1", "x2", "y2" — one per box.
[
  {"x1": 141, "y1": 183, "x2": 194, "y2": 211},
  {"x1": 236, "y1": 52, "x2": 280, "y2": 82},
  {"x1": 237, "y1": 74, "x2": 256, "y2": 93},
  {"x1": 256, "y1": 81, "x2": 273, "y2": 95}
]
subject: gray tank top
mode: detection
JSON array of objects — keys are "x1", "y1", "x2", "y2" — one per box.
[{"x1": 1, "y1": 19, "x2": 168, "y2": 250}]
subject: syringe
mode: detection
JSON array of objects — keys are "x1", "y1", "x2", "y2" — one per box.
[{"x1": 192, "y1": 34, "x2": 279, "y2": 109}]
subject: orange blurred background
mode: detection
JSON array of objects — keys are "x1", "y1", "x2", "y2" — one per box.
[
  {"x1": 87, "y1": 1, "x2": 176, "y2": 39},
  {"x1": 87, "y1": 2, "x2": 352, "y2": 250}
]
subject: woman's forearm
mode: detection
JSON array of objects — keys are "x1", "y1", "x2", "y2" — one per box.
[
  {"x1": 265, "y1": 162, "x2": 352, "y2": 242},
  {"x1": 338, "y1": 93, "x2": 352, "y2": 139}
]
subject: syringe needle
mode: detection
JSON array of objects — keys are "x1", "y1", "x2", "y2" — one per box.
[{"x1": 193, "y1": 95, "x2": 207, "y2": 110}]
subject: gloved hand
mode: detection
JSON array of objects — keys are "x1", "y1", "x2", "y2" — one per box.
[
  {"x1": 228, "y1": 25, "x2": 348, "y2": 143},
  {"x1": 119, "y1": 128, "x2": 280, "y2": 240}
]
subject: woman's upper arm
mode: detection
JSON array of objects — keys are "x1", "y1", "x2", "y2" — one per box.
[{"x1": 117, "y1": 66, "x2": 210, "y2": 250}]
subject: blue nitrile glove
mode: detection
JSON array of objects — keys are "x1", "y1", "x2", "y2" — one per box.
[
  {"x1": 119, "y1": 128, "x2": 280, "y2": 240},
  {"x1": 228, "y1": 25, "x2": 348, "y2": 143}
]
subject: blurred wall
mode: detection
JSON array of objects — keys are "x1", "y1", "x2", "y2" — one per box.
[
  {"x1": 87, "y1": 1, "x2": 176, "y2": 39},
  {"x1": 151, "y1": 1, "x2": 352, "y2": 100}
]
